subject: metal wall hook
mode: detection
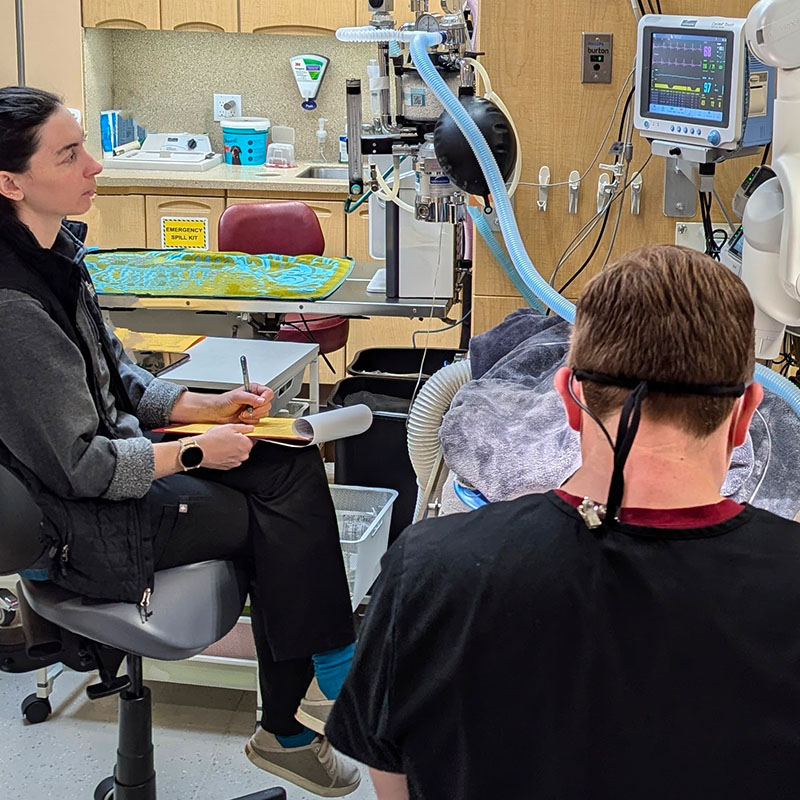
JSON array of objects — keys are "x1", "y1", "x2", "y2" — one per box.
[
  {"x1": 597, "y1": 173, "x2": 612, "y2": 213},
  {"x1": 568, "y1": 170, "x2": 580, "y2": 214},
  {"x1": 538, "y1": 166, "x2": 550, "y2": 212},
  {"x1": 630, "y1": 173, "x2": 643, "y2": 215}
]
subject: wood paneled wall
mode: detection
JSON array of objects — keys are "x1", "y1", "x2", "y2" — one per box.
[{"x1": 473, "y1": 0, "x2": 761, "y2": 332}]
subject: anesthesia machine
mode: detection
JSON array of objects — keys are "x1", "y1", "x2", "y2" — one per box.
[{"x1": 336, "y1": 0, "x2": 800, "y2": 415}]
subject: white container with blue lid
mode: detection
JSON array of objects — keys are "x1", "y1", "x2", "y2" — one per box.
[{"x1": 220, "y1": 116, "x2": 271, "y2": 165}]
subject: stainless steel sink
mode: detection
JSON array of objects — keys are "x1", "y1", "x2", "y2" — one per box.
[{"x1": 296, "y1": 166, "x2": 349, "y2": 180}]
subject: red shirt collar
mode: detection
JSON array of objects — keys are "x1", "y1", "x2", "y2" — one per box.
[{"x1": 554, "y1": 489, "x2": 744, "y2": 529}]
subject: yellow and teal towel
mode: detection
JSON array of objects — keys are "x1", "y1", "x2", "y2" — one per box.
[{"x1": 85, "y1": 250, "x2": 354, "y2": 301}]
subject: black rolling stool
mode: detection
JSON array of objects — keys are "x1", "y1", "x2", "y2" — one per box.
[{"x1": 0, "y1": 463, "x2": 286, "y2": 800}]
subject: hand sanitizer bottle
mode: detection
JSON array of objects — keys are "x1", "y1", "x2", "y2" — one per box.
[{"x1": 316, "y1": 118, "x2": 329, "y2": 163}]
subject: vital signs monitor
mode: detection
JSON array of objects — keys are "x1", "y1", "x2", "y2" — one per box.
[{"x1": 634, "y1": 15, "x2": 774, "y2": 157}]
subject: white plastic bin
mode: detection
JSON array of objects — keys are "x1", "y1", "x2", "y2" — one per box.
[{"x1": 331, "y1": 484, "x2": 398, "y2": 609}]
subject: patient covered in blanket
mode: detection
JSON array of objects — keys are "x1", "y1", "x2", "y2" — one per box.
[{"x1": 440, "y1": 308, "x2": 800, "y2": 520}]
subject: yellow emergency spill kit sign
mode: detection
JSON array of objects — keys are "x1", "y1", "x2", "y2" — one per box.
[{"x1": 161, "y1": 217, "x2": 208, "y2": 250}]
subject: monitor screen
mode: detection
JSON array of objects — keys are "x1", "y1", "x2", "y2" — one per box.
[
  {"x1": 643, "y1": 28, "x2": 734, "y2": 126},
  {"x1": 728, "y1": 226, "x2": 745, "y2": 259}
]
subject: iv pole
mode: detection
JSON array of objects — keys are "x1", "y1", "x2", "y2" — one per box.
[{"x1": 15, "y1": 0, "x2": 25, "y2": 85}]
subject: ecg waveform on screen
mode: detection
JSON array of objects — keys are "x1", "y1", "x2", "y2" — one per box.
[
  {"x1": 648, "y1": 33, "x2": 727, "y2": 120},
  {"x1": 651, "y1": 57, "x2": 703, "y2": 68}
]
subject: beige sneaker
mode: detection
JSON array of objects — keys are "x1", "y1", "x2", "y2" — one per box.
[
  {"x1": 295, "y1": 677, "x2": 334, "y2": 736},
  {"x1": 245, "y1": 727, "x2": 360, "y2": 797}
]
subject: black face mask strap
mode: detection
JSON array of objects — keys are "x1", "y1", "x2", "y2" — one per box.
[{"x1": 606, "y1": 381, "x2": 648, "y2": 522}]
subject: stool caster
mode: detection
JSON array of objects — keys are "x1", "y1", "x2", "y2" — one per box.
[
  {"x1": 21, "y1": 693, "x2": 51, "y2": 724},
  {"x1": 94, "y1": 776, "x2": 114, "y2": 800},
  {"x1": 0, "y1": 588, "x2": 18, "y2": 626}
]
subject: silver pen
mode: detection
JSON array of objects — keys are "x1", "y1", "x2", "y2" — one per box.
[{"x1": 240, "y1": 355, "x2": 253, "y2": 414}]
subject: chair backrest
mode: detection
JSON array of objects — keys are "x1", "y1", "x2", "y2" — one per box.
[
  {"x1": 0, "y1": 463, "x2": 45, "y2": 575},
  {"x1": 218, "y1": 201, "x2": 325, "y2": 257}
]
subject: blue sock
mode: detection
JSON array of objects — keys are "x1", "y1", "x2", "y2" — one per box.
[
  {"x1": 276, "y1": 728, "x2": 316, "y2": 748},
  {"x1": 312, "y1": 642, "x2": 356, "y2": 700}
]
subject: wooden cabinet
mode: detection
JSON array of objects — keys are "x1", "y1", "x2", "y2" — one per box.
[
  {"x1": 76, "y1": 194, "x2": 147, "y2": 249},
  {"x1": 472, "y1": 295, "x2": 522, "y2": 337},
  {"x1": 145, "y1": 195, "x2": 225, "y2": 251},
  {"x1": 347, "y1": 310, "x2": 464, "y2": 357},
  {"x1": 357, "y1": 2, "x2": 417, "y2": 27},
  {"x1": 240, "y1": 0, "x2": 355, "y2": 35},
  {"x1": 226, "y1": 196, "x2": 347, "y2": 259},
  {"x1": 17, "y1": 0, "x2": 84, "y2": 112},
  {"x1": 82, "y1": 0, "x2": 160, "y2": 29},
  {"x1": 0, "y1": 1, "x2": 18, "y2": 86},
  {"x1": 83, "y1": 0, "x2": 355, "y2": 33},
  {"x1": 161, "y1": 0, "x2": 238, "y2": 32}
]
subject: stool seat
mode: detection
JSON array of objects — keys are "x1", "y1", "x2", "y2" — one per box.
[
  {"x1": 20, "y1": 561, "x2": 248, "y2": 661},
  {"x1": 278, "y1": 314, "x2": 349, "y2": 354}
]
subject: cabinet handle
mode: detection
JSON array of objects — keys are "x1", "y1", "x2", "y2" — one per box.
[
  {"x1": 94, "y1": 19, "x2": 147, "y2": 29},
  {"x1": 172, "y1": 22, "x2": 225, "y2": 33},
  {"x1": 157, "y1": 202, "x2": 213, "y2": 212}
]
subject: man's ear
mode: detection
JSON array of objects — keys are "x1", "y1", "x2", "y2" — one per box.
[
  {"x1": 554, "y1": 366, "x2": 583, "y2": 432},
  {"x1": 731, "y1": 381, "x2": 764, "y2": 448},
  {"x1": 0, "y1": 172, "x2": 24, "y2": 204}
]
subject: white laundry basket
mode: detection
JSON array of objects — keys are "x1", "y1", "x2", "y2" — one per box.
[{"x1": 331, "y1": 484, "x2": 398, "y2": 609}]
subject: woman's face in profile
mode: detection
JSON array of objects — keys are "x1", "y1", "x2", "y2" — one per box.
[{"x1": 8, "y1": 106, "x2": 102, "y2": 219}]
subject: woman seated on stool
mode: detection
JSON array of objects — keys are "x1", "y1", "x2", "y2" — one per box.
[{"x1": 0, "y1": 86, "x2": 358, "y2": 798}]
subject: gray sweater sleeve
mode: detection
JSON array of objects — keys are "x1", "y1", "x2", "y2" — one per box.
[
  {"x1": 0, "y1": 292, "x2": 154, "y2": 500},
  {"x1": 107, "y1": 327, "x2": 187, "y2": 428}
]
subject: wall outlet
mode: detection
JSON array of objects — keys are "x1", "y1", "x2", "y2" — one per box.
[{"x1": 213, "y1": 93, "x2": 242, "y2": 122}]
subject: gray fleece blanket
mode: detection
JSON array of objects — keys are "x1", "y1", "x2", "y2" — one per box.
[{"x1": 440, "y1": 308, "x2": 800, "y2": 520}]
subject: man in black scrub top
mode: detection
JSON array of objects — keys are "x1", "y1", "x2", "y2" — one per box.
[{"x1": 325, "y1": 245, "x2": 800, "y2": 800}]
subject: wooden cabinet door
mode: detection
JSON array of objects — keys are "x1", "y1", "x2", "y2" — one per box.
[
  {"x1": 226, "y1": 197, "x2": 347, "y2": 259},
  {"x1": 357, "y1": 2, "x2": 417, "y2": 27},
  {"x1": 1, "y1": 1, "x2": 18, "y2": 86},
  {"x1": 346, "y1": 305, "x2": 465, "y2": 357},
  {"x1": 161, "y1": 0, "x2": 237, "y2": 32},
  {"x1": 472, "y1": 295, "x2": 523, "y2": 336},
  {"x1": 23, "y1": 0, "x2": 84, "y2": 112},
  {"x1": 240, "y1": 0, "x2": 355, "y2": 35},
  {"x1": 82, "y1": 0, "x2": 160, "y2": 29},
  {"x1": 145, "y1": 195, "x2": 225, "y2": 251},
  {"x1": 75, "y1": 194, "x2": 147, "y2": 249}
]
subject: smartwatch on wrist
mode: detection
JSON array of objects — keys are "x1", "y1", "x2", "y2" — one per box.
[{"x1": 178, "y1": 438, "x2": 203, "y2": 471}]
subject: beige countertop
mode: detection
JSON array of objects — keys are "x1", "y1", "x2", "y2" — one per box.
[{"x1": 96, "y1": 162, "x2": 350, "y2": 196}]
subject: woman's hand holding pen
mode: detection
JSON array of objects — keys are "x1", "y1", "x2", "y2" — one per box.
[
  {"x1": 205, "y1": 383, "x2": 275, "y2": 423},
  {"x1": 168, "y1": 384, "x2": 274, "y2": 425}
]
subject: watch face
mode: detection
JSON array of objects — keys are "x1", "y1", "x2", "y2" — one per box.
[{"x1": 180, "y1": 442, "x2": 203, "y2": 469}]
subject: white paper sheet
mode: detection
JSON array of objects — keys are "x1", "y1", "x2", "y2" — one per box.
[{"x1": 291, "y1": 404, "x2": 373, "y2": 446}]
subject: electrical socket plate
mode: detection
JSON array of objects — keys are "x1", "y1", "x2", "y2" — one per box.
[
  {"x1": 675, "y1": 221, "x2": 727, "y2": 253},
  {"x1": 213, "y1": 93, "x2": 242, "y2": 122}
]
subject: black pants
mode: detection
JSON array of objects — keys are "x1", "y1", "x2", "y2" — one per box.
[{"x1": 144, "y1": 441, "x2": 355, "y2": 735}]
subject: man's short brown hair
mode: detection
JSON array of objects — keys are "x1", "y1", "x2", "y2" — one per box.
[{"x1": 567, "y1": 245, "x2": 755, "y2": 438}]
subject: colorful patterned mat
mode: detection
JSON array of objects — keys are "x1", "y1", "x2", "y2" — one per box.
[{"x1": 85, "y1": 250, "x2": 354, "y2": 301}]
